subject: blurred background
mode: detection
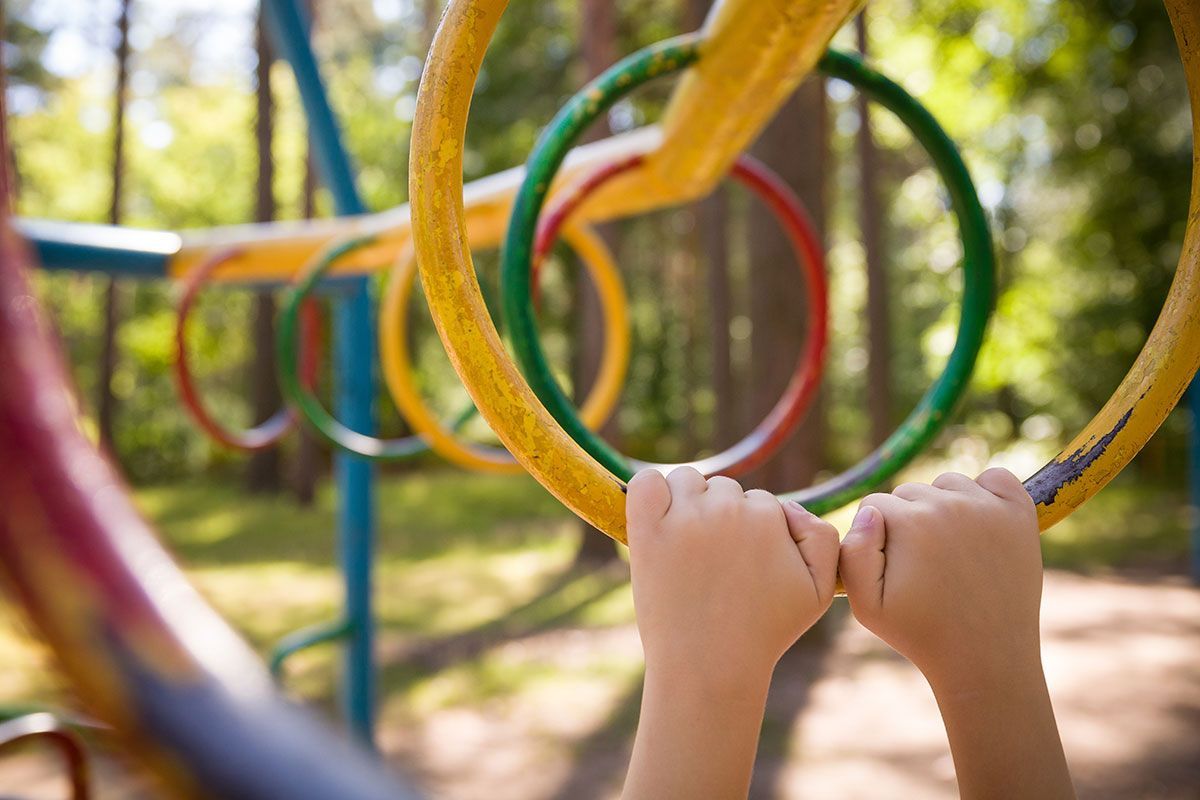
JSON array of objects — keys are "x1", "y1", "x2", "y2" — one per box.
[{"x1": 2, "y1": 0, "x2": 1198, "y2": 797}]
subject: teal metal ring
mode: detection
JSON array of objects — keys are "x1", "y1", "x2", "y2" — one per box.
[
  {"x1": 501, "y1": 42, "x2": 995, "y2": 513},
  {"x1": 277, "y1": 235, "x2": 476, "y2": 461}
]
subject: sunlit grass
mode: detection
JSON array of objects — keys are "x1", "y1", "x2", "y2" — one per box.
[
  {"x1": 1041, "y1": 478, "x2": 1190, "y2": 571},
  {"x1": 0, "y1": 461, "x2": 1189, "y2": 721}
]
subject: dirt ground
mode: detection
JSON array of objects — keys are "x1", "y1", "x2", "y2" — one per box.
[{"x1": 3, "y1": 569, "x2": 1198, "y2": 799}]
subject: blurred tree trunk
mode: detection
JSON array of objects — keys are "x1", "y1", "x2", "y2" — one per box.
[
  {"x1": 424, "y1": 0, "x2": 440, "y2": 51},
  {"x1": 700, "y1": 188, "x2": 735, "y2": 448},
  {"x1": 685, "y1": 0, "x2": 736, "y2": 451},
  {"x1": 292, "y1": 0, "x2": 320, "y2": 506},
  {"x1": 747, "y1": 80, "x2": 829, "y2": 492},
  {"x1": 677, "y1": 221, "x2": 700, "y2": 456},
  {"x1": 0, "y1": 8, "x2": 8, "y2": 211},
  {"x1": 97, "y1": 0, "x2": 131, "y2": 461},
  {"x1": 292, "y1": 132, "x2": 322, "y2": 505},
  {"x1": 858, "y1": 12, "x2": 892, "y2": 448},
  {"x1": 246, "y1": 5, "x2": 284, "y2": 493},
  {"x1": 571, "y1": 0, "x2": 622, "y2": 566},
  {"x1": 747, "y1": 79, "x2": 839, "y2": 652}
]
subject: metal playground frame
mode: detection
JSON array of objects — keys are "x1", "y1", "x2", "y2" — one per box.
[{"x1": 0, "y1": 0, "x2": 1197, "y2": 795}]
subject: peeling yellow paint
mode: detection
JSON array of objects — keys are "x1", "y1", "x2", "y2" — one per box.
[{"x1": 410, "y1": 0, "x2": 1200, "y2": 541}]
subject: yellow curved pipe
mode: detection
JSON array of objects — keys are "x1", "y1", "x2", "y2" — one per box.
[
  {"x1": 412, "y1": 0, "x2": 1200, "y2": 541},
  {"x1": 379, "y1": 222, "x2": 630, "y2": 475},
  {"x1": 159, "y1": 128, "x2": 664, "y2": 284},
  {"x1": 578, "y1": 0, "x2": 864, "y2": 221},
  {"x1": 1030, "y1": 0, "x2": 1200, "y2": 528},
  {"x1": 411, "y1": 0, "x2": 630, "y2": 539}
]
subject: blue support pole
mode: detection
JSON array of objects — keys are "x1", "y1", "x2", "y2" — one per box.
[{"x1": 262, "y1": 0, "x2": 378, "y2": 747}]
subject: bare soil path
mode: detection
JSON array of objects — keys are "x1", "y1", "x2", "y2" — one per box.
[{"x1": 3, "y1": 570, "x2": 1197, "y2": 799}]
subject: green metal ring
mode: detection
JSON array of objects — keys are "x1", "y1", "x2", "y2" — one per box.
[
  {"x1": 500, "y1": 42, "x2": 995, "y2": 513},
  {"x1": 277, "y1": 235, "x2": 475, "y2": 461}
]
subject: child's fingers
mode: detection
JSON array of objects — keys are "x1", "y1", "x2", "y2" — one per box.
[
  {"x1": 665, "y1": 466, "x2": 707, "y2": 498},
  {"x1": 839, "y1": 503, "x2": 888, "y2": 615},
  {"x1": 975, "y1": 467, "x2": 1029, "y2": 503},
  {"x1": 931, "y1": 471, "x2": 979, "y2": 493},
  {"x1": 627, "y1": 469, "x2": 672, "y2": 532},
  {"x1": 705, "y1": 475, "x2": 744, "y2": 501},
  {"x1": 744, "y1": 488, "x2": 787, "y2": 524},
  {"x1": 892, "y1": 482, "x2": 937, "y2": 501},
  {"x1": 783, "y1": 501, "x2": 840, "y2": 602}
]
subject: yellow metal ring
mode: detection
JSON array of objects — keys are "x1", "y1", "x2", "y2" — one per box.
[
  {"x1": 412, "y1": 0, "x2": 1200, "y2": 540},
  {"x1": 380, "y1": 223, "x2": 629, "y2": 475},
  {"x1": 411, "y1": 0, "x2": 627, "y2": 539}
]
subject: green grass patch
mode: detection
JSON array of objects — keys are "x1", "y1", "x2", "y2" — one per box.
[
  {"x1": 1041, "y1": 474, "x2": 1191, "y2": 572},
  {"x1": 0, "y1": 465, "x2": 1190, "y2": 719}
]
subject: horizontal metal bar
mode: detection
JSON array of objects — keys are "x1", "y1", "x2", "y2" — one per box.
[
  {"x1": 17, "y1": 219, "x2": 177, "y2": 277},
  {"x1": 268, "y1": 617, "x2": 354, "y2": 681}
]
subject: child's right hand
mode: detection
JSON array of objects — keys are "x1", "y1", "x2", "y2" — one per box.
[
  {"x1": 627, "y1": 467, "x2": 839, "y2": 689},
  {"x1": 838, "y1": 468, "x2": 1044, "y2": 690}
]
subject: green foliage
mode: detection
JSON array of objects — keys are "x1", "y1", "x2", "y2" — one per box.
[
  {"x1": 0, "y1": 469, "x2": 1185, "y2": 710},
  {"x1": 4, "y1": 1, "x2": 57, "y2": 96},
  {"x1": 7, "y1": 0, "x2": 1197, "y2": 488}
]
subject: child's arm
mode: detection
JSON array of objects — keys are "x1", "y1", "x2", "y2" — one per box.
[
  {"x1": 839, "y1": 468, "x2": 1075, "y2": 800},
  {"x1": 621, "y1": 468, "x2": 839, "y2": 800}
]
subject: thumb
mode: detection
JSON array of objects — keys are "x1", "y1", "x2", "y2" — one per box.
[
  {"x1": 626, "y1": 469, "x2": 672, "y2": 538},
  {"x1": 839, "y1": 504, "x2": 887, "y2": 617},
  {"x1": 782, "y1": 501, "x2": 840, "y2": 605}
]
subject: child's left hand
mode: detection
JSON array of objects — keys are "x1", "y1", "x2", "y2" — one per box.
[{"x1": 627, "y1": 467, "x2": 840, "y2": 689}]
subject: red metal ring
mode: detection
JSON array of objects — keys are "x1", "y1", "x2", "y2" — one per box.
[
  {"x1": 533, "y1": 153, "x2": 829, "y2": 478},
  {"x1": 173, "y1": 248, "x2": 321, "y2": 451}
]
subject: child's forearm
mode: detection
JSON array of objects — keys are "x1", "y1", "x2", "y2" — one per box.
[
  {"x1": 930, "y1": 658, "x2": 1075, "y2": 800},
  {"x1": 622, "y1": 666, "x2": 771, "y2": 800}
]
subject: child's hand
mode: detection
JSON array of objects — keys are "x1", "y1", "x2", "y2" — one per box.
[
  {"x1": 838, "y1": 468, "x2": 1043, "y2": 690},
  {"x1": 839, "y1": 472, "x2": 1076, "y2": 799},
  {"x1": 626, "y1": 467, "x2": 839, "y2": 688}
]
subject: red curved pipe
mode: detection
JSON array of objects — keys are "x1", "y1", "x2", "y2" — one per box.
[
  {"x1": 533, "y1": 153, "x2": 829, "y2": 478},
  {"x1": 0, "y1": 224, "x2": 420, "y2": 798},
  {"x1": 173, "y1": 248, "x2": 323, "y2": 452}
]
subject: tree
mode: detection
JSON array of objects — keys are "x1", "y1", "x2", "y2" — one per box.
[
  {"x1": 423, "y1": 0, "x2": 440, "y2": 52},
  {"x1": 571, "y1": 0, "x2": 623, "y2": 566},
  {"x1": 97, "y1": 0, "x2": 132, "y2": 460},
  {"x1": 291, "y1": 0, "x2": 322, "y2": 505},
  {"x1": 857, "y1": 11, "x2": 892, "y2": 448},
  {"x1": 0, "y1": 3, "x2": 12, "y2": 213},
  {"x1": 4, "y1": 2, "x2": 57, "y2": 199},
  {"x1": 4, "y1": 4, "x2": 55, "y2": 94},
  {"x1": 246, "y1": 2, "x2": 284, "y2": 493},
  {"x1": 685, "y1": 0, "x2": 736, "y2": 451},
  {"x1": 747, "y1": 78, "x2": 830, "y2": 492}
]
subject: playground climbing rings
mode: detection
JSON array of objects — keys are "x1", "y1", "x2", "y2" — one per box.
[
  {"x1": 412, "y1": 26, "x2": 995, "y2": 540},
  {"x1": 277, "y1": 235, "x2": 441, "y2": 461},
  {"x1": 504, "y1": 42, "x2": 994, "y2": 520},
  {"x1": 529, "y1": 152, "x2": 829, "y2": 478},
  {"x1": 174, "y1": 247, "x2": 322, "y2": 451},
  {"x1": 379, "y1": 223, "x2": 631, "y2": 475}
]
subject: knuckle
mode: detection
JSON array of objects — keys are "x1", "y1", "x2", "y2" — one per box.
[
  {"x1": 668, "y1": 465, "x2": 703, "y2": 480},
  {"x1": 627, "y1": 472, "x2": 670, "y2": 510},
  {"x1": 628, "y1": 468, "x2": 664, "y2": 488},
  {"x1": 707, "y1": 475, "x2": 743, "y2": 493},
  {"x1": 979, "y1": 466, "x2": 1019, "y2": 489},
  {"x1": 893, "y1": 482, "x2": 928, "y2": 499}
]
